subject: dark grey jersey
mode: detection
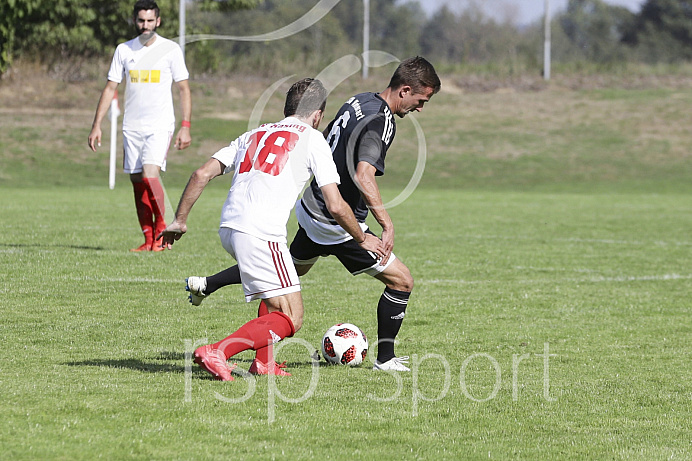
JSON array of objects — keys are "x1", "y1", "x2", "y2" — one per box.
[{"x1": 300, "y1": 92, "x2": 396, "y2": 224}]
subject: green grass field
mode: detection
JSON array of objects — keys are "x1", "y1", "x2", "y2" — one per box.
[{"x1": 1, "y1": 75, "x2": 691, "y2": 459}]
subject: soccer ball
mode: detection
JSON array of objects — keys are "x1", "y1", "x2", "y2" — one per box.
[{"x1": 321, "y1": 323, "x2": 368, "y2": 366}]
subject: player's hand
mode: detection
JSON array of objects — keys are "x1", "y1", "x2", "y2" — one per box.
[
  {"x1": 379, "y1": 227, "x2": 394, "y2": 266},
  {"x1": 174, "y1": 128, "x2": 191, "y2": 150},
  {"x1": 157, "y1": 220, "x2": 187, "y2": 249},
  {"x1": 357, "y1": 233, "x2": 387, "y2": 261},
  {"x1": 88, "y1": 127, "x2": 102, "y2": 152}
]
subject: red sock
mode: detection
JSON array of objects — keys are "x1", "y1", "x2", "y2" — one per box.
[
  {"x1": 254, "y1": 301, "x2": 273, "y2": 364},
  {"x1": 213, "y1": 311, "x2": 295, "y2": 359},
  {"x1": 142, "y1": 177, "x2": 166, "y2": 231},
  {"x1": 132, "y1": 181, "x2": 154, "y2": 244}
]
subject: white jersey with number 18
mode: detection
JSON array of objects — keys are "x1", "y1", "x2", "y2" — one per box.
[{"x1": 212, "y1": 117, "x2": 341, "y2": 243}]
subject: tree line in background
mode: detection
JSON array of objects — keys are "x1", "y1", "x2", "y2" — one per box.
[{"x1": 2, "y1": 0, "x2": 692, "y2": 79}]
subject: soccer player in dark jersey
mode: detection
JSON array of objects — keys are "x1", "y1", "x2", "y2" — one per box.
[{"x1": 185, "y1": 57, "x2": 441, "y2": 372}]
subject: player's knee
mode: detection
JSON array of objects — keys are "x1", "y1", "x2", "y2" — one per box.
[
  {"x1": 401, "y1": 272, "x2": 414, "y2": 292},
  {"x1": 387, "y1": 265, "x2": 414, "y2": 292},
  {"x1": 398, "y1": 262, "x2": 414, "y2": 291}
]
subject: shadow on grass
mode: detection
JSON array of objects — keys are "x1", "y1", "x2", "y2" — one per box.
[
  {"x1": 66, "y1": 351, "x2": 325, "y2": 379},
  {"x1": 67, "y1": 351, "x2": 191, "y2": 375},
  {"x1": 0, "y1": 242, "x2": 106, "y2": 251},
  {"x1": 67, "y1": 356, "x2": 185, "y2": 374}
]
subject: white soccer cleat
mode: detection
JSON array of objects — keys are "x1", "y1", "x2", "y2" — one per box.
[
  {"x1": 373, "y1": 356, "x2": 410, "y2": 372},
  {"x1": 186, "y1": 276, "x2": 207, "y2": 306}
]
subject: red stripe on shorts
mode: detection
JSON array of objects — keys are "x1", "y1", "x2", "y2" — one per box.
[{"x1": 269, "y1": 242, "x2": 290, "y2": 287}]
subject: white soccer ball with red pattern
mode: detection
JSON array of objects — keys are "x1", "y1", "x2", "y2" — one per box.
[{"x1": 321, "y1": 323, "x2": 368, "y2": 366}]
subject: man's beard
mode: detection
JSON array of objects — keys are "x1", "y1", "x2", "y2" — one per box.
[{"x1": 137, "y1": 25, "x2": 157, "y2": 40}]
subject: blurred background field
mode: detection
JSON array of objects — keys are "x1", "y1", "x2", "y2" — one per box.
[
  {"x1": 2, "y1": 66, "x2": 692, "y2": 196},
  {"x1": 4, "y1": 0, "x2": 692, "y2": 194}
]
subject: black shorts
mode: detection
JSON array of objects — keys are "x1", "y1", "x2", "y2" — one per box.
[{"x1": 290, "y1": 226, "x2": 391, "y2": 275}]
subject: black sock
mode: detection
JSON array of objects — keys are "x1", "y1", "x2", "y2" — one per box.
[
  {"x1": 376, "y1": 287, "x2": 410, "y2": 363},
  {"x1": 205, "y1": 265, "x2": 241, "y2": 295}
]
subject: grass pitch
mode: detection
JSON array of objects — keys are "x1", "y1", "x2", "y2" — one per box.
[
  {"x1": 1, "y1": 75, "x2": 691, "y2": 459},
  {"x1": 1, "y1": 187, "x2": 690, "y2": 459}
]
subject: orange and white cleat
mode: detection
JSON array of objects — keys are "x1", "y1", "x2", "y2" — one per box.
[
  {"x1": 130, "y1": 242, "x2": 152, "y2": 252},
  {"x1": 248, "y1": 358, "x2": 291, "y2": 376},
  {"x1": 150, "y1": 239, "x2": 166, "y2": 252},
  {"x1": 194, "y1": 345, "x2": 235, "y2": 381}
]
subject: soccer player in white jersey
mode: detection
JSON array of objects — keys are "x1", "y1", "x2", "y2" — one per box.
[
  {"x1": 88, "y1": 0, "x2": 191, "y2": 252},
  {"x1": 158, "y1": 79, "x2": 384, "y2": 380},
  {"x1": 185, "y1": 57, "x2": 441, "y2": 372}
]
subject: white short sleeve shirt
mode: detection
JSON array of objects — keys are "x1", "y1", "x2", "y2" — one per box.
[
  {"x1": 107, "y1": 34, "x2": 189, "y2": 132},
  {"x1": 212, "y1": 117, "x2": 341, "y2": 243}
]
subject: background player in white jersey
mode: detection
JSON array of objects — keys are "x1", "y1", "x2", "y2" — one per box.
[
  {"x1": 158, "y1": 78, "x2": 384, "y2": 380},
  {"x1": 88, "y1": 0, "x2": 191, "y2": 252},
  {"x1": 185, "y1": 57, "x2": 441, "y2": 372}
]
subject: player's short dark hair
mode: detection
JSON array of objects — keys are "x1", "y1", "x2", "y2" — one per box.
[
  {"x1": 387, "y1": 56, "x2": 441, "y2": 95},
  {"x1": 284, "y1": 78, "x2": 328, "y2": 118},
  {"x1": 134, "y1": 0, "x2": 160, "y2": 18}
]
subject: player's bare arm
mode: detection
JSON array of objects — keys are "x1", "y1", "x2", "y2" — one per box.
[
  {"x1": 158, "y1": 158, "x2": 224, "y2": 248},
  {"x1": 88, "y1": 80, "x2": 119, "y2": 151},
  {"x1": 320, "y1": 182, "x2": 385, "y2": 258},
  {"x1": 354, "y1": 160, "x2": 394, "y2": 264},
  {"x1": 174, "y1": 79, "x2": 192, "y2": 150}
]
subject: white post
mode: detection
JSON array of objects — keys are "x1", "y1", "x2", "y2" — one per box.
[
  {"x1": 108, "y1": 90, "x2": 120, "y2": 190},
  {"x1": 543, "y1": 0, "x2": 551, "y2": 80},
  {"x1": 362, "y1": 0, "x2": 369, "y2": 79},
  {"x1": 179, "y1": 0, "x2": 186, "y2": 56}
]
